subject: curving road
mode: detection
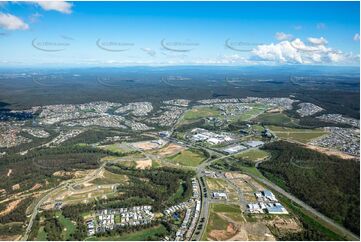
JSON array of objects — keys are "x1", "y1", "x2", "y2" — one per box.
[{"x1": 21, "y1": 162, "x2": 107, "y2": 241}]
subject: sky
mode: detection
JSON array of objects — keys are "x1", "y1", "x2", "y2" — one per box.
[{"x1": 0, "y1": 1, "x2": 360, "y2": 67}]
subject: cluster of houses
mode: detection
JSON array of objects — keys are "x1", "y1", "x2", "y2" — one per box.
[
  {"x1": 173, "y1": 178, "x2": 201, "y2": 241},
  {"x1": 191, "y1": 178, "x2": 200, "y2": 199},
  {"x1": 175, "y1": 200, "x2": 201, "y2": 241},
  {"x1": 247, "y1": 190, "x2": 288, "y2": 214},
  {"x1": 118, "y1": 206, "x2": 154, "y2": 226},
  {"x1": 175, "y1": 208, "x2": 192, "y2": 240},
  {"x1": 164, "y1": 202, "x2": 190, "y2": 216},
  {"x1": 86, "y1": 178, "x2": 203, "y2": 240},
  {"x1": 91, "y1": 206, "x2": 155, "y2": 235},
  {"x1": 97, "y1": 210, "x2": 115, "y2": 231}
]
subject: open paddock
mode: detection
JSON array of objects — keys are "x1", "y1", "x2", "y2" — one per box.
[{"x1": 153, "y1": 143, "x2": 185, "y2": 157}]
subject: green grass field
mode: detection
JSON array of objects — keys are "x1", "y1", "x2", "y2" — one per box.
[
  {"x1": 253, "y1": 112, "x2": 295, "y2": 126},
  {"x1": 234, "y1": 149, "x2": 270, "y2": 162},
  {"x1": 251, "y1": 124, "x2": 265, "y2": 132},
  {"x1": 182, "y1": 107, "x2": 220, "y2": 121},
  {"x1": 99, "y1": 143, "x2": 135, "y2": 153},
  {"x1": 55, "y1": 212, "x2": 76, "y2": 240},
  {"x1": 87, "y1": 224, "x2": 167, "y2": 241},
  {"x1": 36, "y1": 226, "x2": 47, "y2": 241},
  {"x1": 211, "y1": 203, "x2": 241, "y2": 213},
  {"x1": 168, "y1": 149, "x2": 206, "y2": 167},
  {"x1": 151, "y1": 160, "x2": 161, "y2": 168},
  {"x1": 267, "y1": 125, "x2": 328, "y2": 143}
]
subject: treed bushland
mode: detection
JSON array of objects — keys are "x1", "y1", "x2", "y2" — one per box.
[{"x1": 259, "y1": 141, "x2": 360, "y2": 235}]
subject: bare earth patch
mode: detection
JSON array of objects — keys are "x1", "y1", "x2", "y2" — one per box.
[
  {"x1": 209, "y1": 222, "x2": 238, "y2": 241},
  {"x1": 305, "y1": 144, "x2": 356, "y2": 160},
  {"x1": 30, "y1": 183, "x2": 42, "y2": 191},
  {"x1": 7, "y1": 169, "x2": 12, "y2": 177},
  {"x1": 53, "y1": 170, "x2": 88, "y2": 178},
  {"x1": 266, "y1": 216, "x2": 302, "y2": 235},
  {"x1": 0, "y1": 235, "x2": 21, "y2": 241},
  {"x1": 156, "y1": 143, "x2": 185, "y2": 157},
  {"x1": 208, "y1": 212, "x2": 275, "y2": 241},
  {"x1": 230, "y1": 222, "x2": 276, "y2": 241},
  {"x1": 267, "y1": 108, "x2": 282, "y2": 113},
  {"x1": 131, "y1": 140, "x2": 166, "y2": 150},
  {"x1": 135, "y1": 159, "x2": 152, "y2": 169},
  {"x1": 12, "y1": 184, "x2": 20, "y2": 191},
  {"x1": 225, "y1": 172, "x2": 251, "y2": 180},
  {"x1": 0, "y1": 199, "x2": 22, "y2": 217}
]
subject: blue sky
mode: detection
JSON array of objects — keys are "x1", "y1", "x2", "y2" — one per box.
[{"x1": 0, "y1": 1, "x2": 359, "y2": 66}]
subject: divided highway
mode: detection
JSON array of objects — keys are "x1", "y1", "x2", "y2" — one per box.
[{"x1": 187, "y1": 143, "x2": 360, "y2": 241}]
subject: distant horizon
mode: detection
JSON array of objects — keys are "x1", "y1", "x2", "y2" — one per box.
[
  {"x1": 0, "y1": 1, "x2": 359, "y2": 67},
  {"x1": 0, "y1": 64, "x2": 360, "y2": 70}
]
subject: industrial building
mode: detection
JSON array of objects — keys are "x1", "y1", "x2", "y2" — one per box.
[
  {"x1": 212, "y1": 191, "x2": 228, "y2": 200},
  {"x1": 247, "y1": 190, "x2": 288, "y2": 214},
  {"x1": 223, "y1": 144, "x2": 247, "y2": 154}
]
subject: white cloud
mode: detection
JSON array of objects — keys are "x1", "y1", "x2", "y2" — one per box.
[
  {"x1": 353, "y1": 33, "x2": 360, "y2": 41},
  {"x1": 327, "y1": 51, "x2": 345, "y2": 63},
  {"x1": 251, "y1": 37, "x2": 357, "y2": 65},
  {"x1": 275, "y1": 32, "x2": 293, "y2": 41},
  {"x1": 251, "y1": 41, "x2": 303, "y2": 64},
  {"x1": 308, "y1": 37, "x2": 328, "y2": 45},
  {"x1": 0, "y1": 13, "x2": 29, "y2": 30},
  {"x1": 35, "y1": 1, "x2": 72, "y2": 14}
]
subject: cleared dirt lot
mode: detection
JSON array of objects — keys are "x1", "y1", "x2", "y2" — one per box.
[
  {"x1": 205, "y1": 204, "x2": 277, "y2": 241},
  {"x1": 206, "y1": 178, "x2": 239, "y2": 203},
  {"x1": 135, "y1": 159, "x2": 152, "y2": 169},
  {"x1": 225, "y1": 172, "x2": 252, "y2": 180},
  {"x1": 305, "y1": 144, "x2": 356, "y2": 160},
  {"x1": 225, "y1": 172, "x2": 265, "y2": 192},
  {"x1": 229, "y1": 222, "x2": 276, "y2": 241},
  {"x1": 53, "y1": 170, "x2": 89, "y2": 178},
  {"x1": 265, "y1": 216, "x2": 302, "y2": 235},
  {"x1": 0, "y1": 199, "x2": 22, "y2": 217},
  {"x1": 155, "y1": 143, "x2": 185, "y2": 157},
  {"x1": 131, "y1": 140, "x2": 166, "y2": 150}
]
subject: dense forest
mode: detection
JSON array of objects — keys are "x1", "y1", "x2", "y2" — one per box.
[
  {"x1": 0, "y1": 198, "x2": 33, "y2": 237},
  {"x1": 259, "y1": 141, "x2": 360, "y2": 235},
  {"x1": 107, "y1": 165, "x2": 195, "y2": 211},
  {"x1": 0, "y1": 198, "x2": 32, "y2": 224},
  {"x1": 0, "y1": 145, "x2": 124, "y2": 194}
]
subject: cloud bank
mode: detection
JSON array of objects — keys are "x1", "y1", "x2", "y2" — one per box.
[
  {"x1": 35, "y1": 1, "x2": 73, "y2": 14},
  {"x1": 251, "y1": 37, "x2": 358, "y2": 65},
  {"x1": 0, "y1": 13, "x2": 29, "y2": 30}
]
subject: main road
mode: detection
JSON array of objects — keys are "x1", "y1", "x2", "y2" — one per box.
[
  {"x1": 21, "y1": 161, "x2": 107, "y2": 241},
  {"x1": 246, "y1": 167, "x2": 360, "y2": 241},
  {"x1": 184, "y1": 141, "x2": 359, "y2": 241}
]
